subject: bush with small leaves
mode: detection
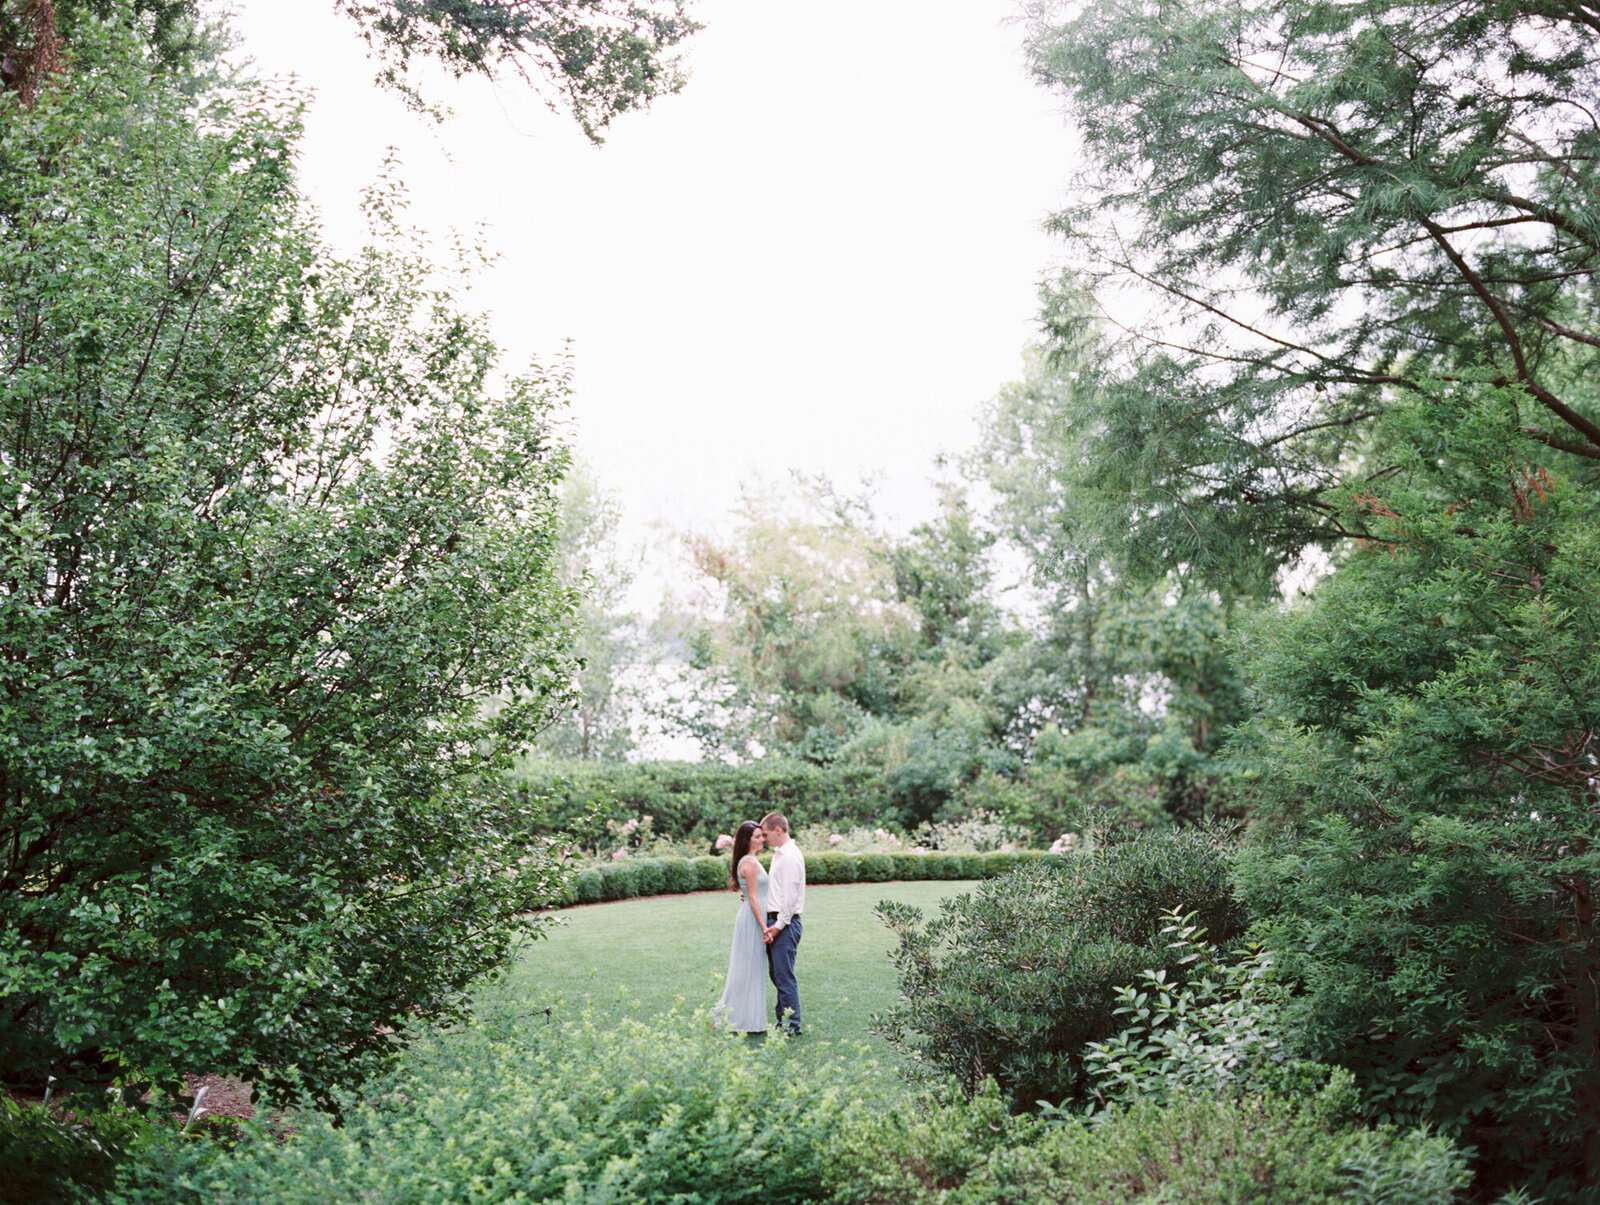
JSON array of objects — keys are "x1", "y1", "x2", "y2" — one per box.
[
  {"x1": 571, "y1": 868, "x2": 604, "y2": 905},
  {"x1": 104, "y1": 1005, "x2": 885, "y2": 1204},
  {"x1": 660, "y1": 858, "x2": 697, "y2": 895},
  {"x1": 890, "y1": 852, "x2": 924, "y2": 880},
  {"x1": 824, "y1": 1079, "x2": 1471, "y2": 1205},
  {"x1": 873, "y1": 826, "x2": 1245, "y2": 1109},
  {"x1": 693, "y1": 856, "x2": 729, "y2": 891},
  {"x1": 857, "y1": 853, "x2": 895, "y2": 883},
  {"x1": 631, "y1": 858, "x2": 666, "y2": 897},
  {"x1": 599, "y1": 861, "x2": 640, "y2": 901},
  {"x1": 813, "y1": 852, "x2": 858, "y2": 884}
]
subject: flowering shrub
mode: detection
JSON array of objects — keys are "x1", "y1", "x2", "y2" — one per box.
[
  {"x1": 793, "y1": 823, "x2": 909, "y2": 854},
  {"x1": 911, "y1": 809, "x2": 1030, "y2": 853}
]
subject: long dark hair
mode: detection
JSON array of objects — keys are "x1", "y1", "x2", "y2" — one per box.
[{"x1": 728, "y1": 820, "x2": 760, "y2": 889}]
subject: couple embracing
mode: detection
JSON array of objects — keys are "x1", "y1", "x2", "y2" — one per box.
[{"x1": 715, "y1": 812, "x2": 804, "y2": 1036}]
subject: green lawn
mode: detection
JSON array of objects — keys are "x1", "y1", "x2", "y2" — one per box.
[{"x1": 499, "y1": 879, "x2": 977, "y2": 1081}]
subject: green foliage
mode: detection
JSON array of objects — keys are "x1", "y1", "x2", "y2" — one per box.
[
  {"x1": 1232, "y1": 385, "x2": 1600, "y2": 1195},
  {"x1": 510, "y1": 757, "x2": 894, "y2": 845},
  {"x1": 811, "y1": 852, "x2": 857, "y2": 884},
  {"x1": 532, "y1": 461, "x2": 646, "y2": 761},
  {"x1": 334, "y1": 0, "x2": 701, "y2": 140},
  {"x1": 0, "y1": 1093, "x2": 165, "y2": 1203},
  {"x1": 692, "y1": 855, "x2": 729, "y2": 892},
  {"x1": 856, "y1": 853, "x2": 895, "y2": 883},
  {"x1": 598, "y1": 860, "x2": 640, "y2": 901},
  {"x1": 105, "y1": 1008, "x2": 881, "y2": 1205},
  {"x1": 873, "y1": 828, "x2": 1245, "y2": 1109},
  {"x1": 570, "y1": 868, "x2": 604, "y2": 905},
  {"x1": 824, "y1": 1081, "x2": 1471, "y2": 1205},
  {"x1": 1023, "y1": 0, "x2": 1600, "y2": 587},
  {"x1": 3, "y1": 0, "x2": 698, "y2": 142},
  {"x1": 658, "y1": 856, "x2": 696, "y2": 895},
  {"x1": 548, "y1": 849, "x2": 1046, "y2": 905},
  {"x1": 1080, "y1": 908, "x2": 1336, "y2": 1113},
  {"x1": 661, "y1": 475, "x2": 920, "y2": 757},
  {"x1": 0, "y1": 38, "x2": 577, "y2": 1107},
  {"x1": 890, "y1": 851, "x2": 924, "y2": 880}
]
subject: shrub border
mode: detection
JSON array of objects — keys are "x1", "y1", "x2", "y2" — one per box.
[{"x1": 546, "y1": 849, "x2": 1064, "y2": 908}]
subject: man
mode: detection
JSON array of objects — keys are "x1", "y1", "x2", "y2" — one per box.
[{"x1": 759, "y1": 811, "x2": 805, "y2": 1036}]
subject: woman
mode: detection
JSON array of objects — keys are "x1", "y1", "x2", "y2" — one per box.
[{"x1": 713, "y1": 820, "x2": 769, "y2": 1033}]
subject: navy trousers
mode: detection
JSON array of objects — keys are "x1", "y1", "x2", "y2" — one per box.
[{"x1": 765, "y1": 913, "x2": 802, "y2": 1034}]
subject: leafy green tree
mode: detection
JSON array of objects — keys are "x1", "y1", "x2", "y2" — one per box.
[
  {"x1": 533, "y1": 461, "x2": 644, "y2": 761},
  {"x1": 662, "y1": 475, "x2": 919, "y2": 759},
  {"x1": 1022, "y1": 2, "x2": 1600, "y2": 1190},
  {"x1": 2, "y1": 0, "x2": 698, "y2": 140},
  {"x1": 1232, "y1": 385, "x2": 1600, "y2": 1196},
  {"x1": 333, "y1": 0, "x2": 700, "y2": 136},
  {"x1": 1024, "y1": 0, "x2": 1600, "y2": 586},
  {"x1": 0, "y1": 29, "x2": 576, "y2": 1107},
  {"x1": 977, "y1": 350, "x2": 1251, "y2": 833}
]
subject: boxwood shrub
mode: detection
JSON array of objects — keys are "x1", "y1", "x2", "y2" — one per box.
[
  {"x1": 572, "y1": 868, "x2": 604, "y2": 904},
  {"x1": 813, "y1": 852, "x2": 858, "y2": 884},
  {"x1": 660, "y1": 857, "x2": 697, "y2": 895},
  {"x1": 856, "y1": 853, "x2": 895, "y2": 883},
  {"x1": 889, "y1": 851, "x2": 922, "y2": 880},
  {"x1": 693, "y1": 856, "x2": 729, "y2": 891},
  {"x1": 599, "y1": 861, "x2": 639, "y2": 901},
  {"x1": 632, "y1": 858, "x2": 666, "y2": 897},
  {"x1": 553, "y1": 848, "x2": 1066, "y2": 909}
]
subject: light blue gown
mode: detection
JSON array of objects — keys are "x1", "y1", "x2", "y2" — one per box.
[{"x1": 714, "y1": 857, "x2": 769, "y2": 1032}]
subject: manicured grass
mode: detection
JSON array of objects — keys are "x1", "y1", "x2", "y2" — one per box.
[{"x1": 500, "y1": 880, "x2": 978, "y2": 1080}]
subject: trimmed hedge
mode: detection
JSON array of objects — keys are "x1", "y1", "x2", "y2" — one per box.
[
  {"x1": 549, "y1": 849, "x2": 1061, "y2": 908},
  {"x1": 511, "y1": 758, "x2": 895, "y2": 849}
]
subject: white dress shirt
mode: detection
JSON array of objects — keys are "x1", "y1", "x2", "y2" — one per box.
[{"x1": 767, "y1": 841, "x2": 806, "y2": 931}]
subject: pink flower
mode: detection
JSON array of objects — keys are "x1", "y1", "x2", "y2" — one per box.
[
  {"x1": 714, "y1": 834, "x2": 734, "y2": 851},
  {"x1": 611, "y1": 849, "x2": 625, "y2": 861},
  {"x1": 828, "y1": 834, "x2": 845, "y2": 846}
]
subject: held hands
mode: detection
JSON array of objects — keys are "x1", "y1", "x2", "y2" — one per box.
[{"x1": 762, "y1": 925, "x2": 778, "y2": 944}]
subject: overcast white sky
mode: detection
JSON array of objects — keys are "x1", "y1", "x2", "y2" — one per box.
[{"x1": 229, "y1": 0, "x2": 1071, "y2": 539}]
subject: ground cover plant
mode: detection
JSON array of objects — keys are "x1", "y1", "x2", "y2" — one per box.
[
  {"x1": 824, "y1": 1080, "x2": 1472, "y2": 1205},
  {"x1": 100, "y1": 1004, "x2": 886, "y2": 1205}
]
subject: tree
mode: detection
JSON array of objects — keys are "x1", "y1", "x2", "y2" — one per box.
[
  {"x1": 0, "y1": 27, "x2": 576, "y2": 1107},
  {"x1": 976, "y1": 350, "x2": 1251, "y2": 830},
  {"x1": 1, "y1": 0, "x2": 700, "y2": 140},
  {"x1": 1022, "y1": 1, "x2": 1600, "y2": 1191},
  {"x1": 335, "y1": 0, "x2": 700, "y2": 138},
  {"x1": 533, "y1": 461, "x2": 644, "y2": 761},
  {"x1": 1231, "y1": 385, "x2": 1600, "y2": 1197},
  {"x1": 659, "y1": 474, "x2": 918, "y2": 760},
  {"x1": 1024, "y1": 0, "x2": 1600, "y2": 586}
]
